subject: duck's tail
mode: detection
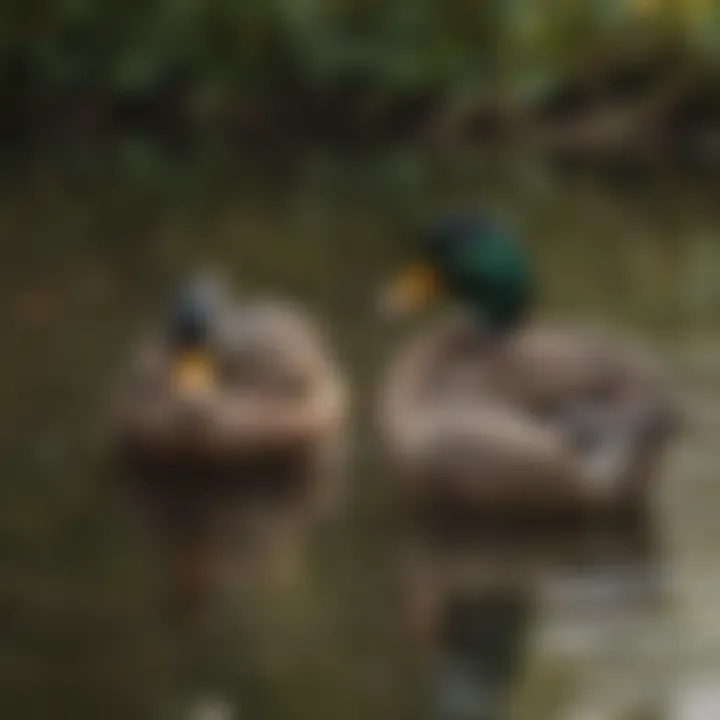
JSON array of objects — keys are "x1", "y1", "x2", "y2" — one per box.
[{"x1": 431, "y1": 591, "x2": 534, "y2": 720}]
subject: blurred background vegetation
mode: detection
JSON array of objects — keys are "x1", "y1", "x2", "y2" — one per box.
[
  {"x1": 1, "y1": 0, "x2": 720, "y2": 157},
  {"x1": 2, "y1": 3, "x2": 720, "y2": 719}
]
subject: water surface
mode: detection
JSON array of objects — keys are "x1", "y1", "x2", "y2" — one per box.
[{"x1": 1, "y1": 141, "x2": 719, "y2": 719}]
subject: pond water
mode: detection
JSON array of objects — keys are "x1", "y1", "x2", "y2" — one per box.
[{"x1": 1, "y1": 139, "x2": 720, "y2": 719}]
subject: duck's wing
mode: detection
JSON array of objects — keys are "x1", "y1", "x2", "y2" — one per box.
[
  {"x1": 494, "y1": 326, "x2": 683, "y2": 501},
  {"x1": 553, "y1": 404, "x2": 648, "y2": 498},
  {"x1": 499, "y1": 324, "x2": 681, "y2": 433},
  {"x1": 211, "y1": 301, "x2": 349, "y2": 452},
  {"x1": 380, "y1": 320, "x2": 590, "y2": 511},
  {"x1": 389, "y1": 399, "x2": 586, "y2": 512}
]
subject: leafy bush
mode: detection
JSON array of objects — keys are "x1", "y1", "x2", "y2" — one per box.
[{"x1": 0, "y1": 0, "x2": 718, "y2": 120}]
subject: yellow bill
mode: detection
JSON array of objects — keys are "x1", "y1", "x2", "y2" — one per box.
[
  {"x1": 170, "y1": 351, "x2": 215, "y2": 395},
  {"x1": 379, "y1": 261, "x2": 438, "y2": 318}
]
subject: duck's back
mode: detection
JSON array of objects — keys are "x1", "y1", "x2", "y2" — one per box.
[
  {"x1": 484, "y1": 325, "x2": 660, "y2": 409},
  {"x1": 415, "y1": 320, "x2": 677, "y2": 432},
  {"x1": 217, "y1": 301, "x2": 333, "y2": 398}
]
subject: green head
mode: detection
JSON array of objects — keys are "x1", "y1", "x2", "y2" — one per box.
[{"x1": 383, "y1": 211, "x2": 533, "y2": 334}]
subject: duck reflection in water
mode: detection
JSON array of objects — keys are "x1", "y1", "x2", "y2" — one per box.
[
  {"x1": 394, "y1": 511, "x2": 668, "y2": 719},
  {"x1": 111, "y1": 274, "x2": 349, "y2": 623}
]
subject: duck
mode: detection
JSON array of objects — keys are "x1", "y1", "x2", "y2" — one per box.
[
  {"x1": 377, "y1": 212, "x2": 680, "y2": 718},
  {"x1": 378, "y1": 210, "x2": 682, "y2": 519},
  {"x1": 111, "y1": 274, "x2": 348, "y2": 615}
]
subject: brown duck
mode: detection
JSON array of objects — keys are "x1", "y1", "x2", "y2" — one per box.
[
  {"x1": 378, "y1": 212, "x2": 682, "y2": 518},
  {"x1": 111, "y1": 275, "x2": 348, "y2": 617}
]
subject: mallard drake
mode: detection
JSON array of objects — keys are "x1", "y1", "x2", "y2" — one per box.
[
  {"x1": 112, "y1": 274, "x2": 348, "y2": 615},
  {"x1": 378, "y1": 216, "x2": 678, "y2": 717},
  {"x1": 378, "y1": 211, "x2": 681, "y2": 516}
]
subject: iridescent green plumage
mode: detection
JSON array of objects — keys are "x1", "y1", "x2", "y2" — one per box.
[{"x1": 420, "y1": 213, "x2": 533, "y2": 333}]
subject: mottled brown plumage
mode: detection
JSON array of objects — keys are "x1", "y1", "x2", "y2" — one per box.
[{"x1": 380, "y1": 312, "x2": 681, "y2": 517}]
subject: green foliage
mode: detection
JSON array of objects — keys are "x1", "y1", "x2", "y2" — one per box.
[{"x1": 0, "y1": 0, "x2": 718, "y2": 116}]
